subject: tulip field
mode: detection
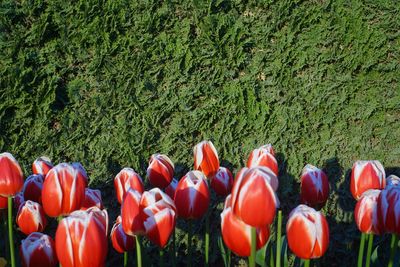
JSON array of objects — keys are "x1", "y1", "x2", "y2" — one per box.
[{"x1": 1, "y1": 0, "x2": 400, "y2": 266}]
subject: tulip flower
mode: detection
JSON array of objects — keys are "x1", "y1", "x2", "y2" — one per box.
[
  {"x1": 114, "y1": 168, "x2": 144, "y2": 204},
  {"x1": 72, "y1": 162, "x2": 89, "y2": 186},
  {"x1": 42, "y1": 163, "x2": 86, "y2": 217},
  {"x1": 286, "y1": 204, "x2": 329, "y2": 260},
  {"x1": 16, "y1": 200, "x2": 47, "y2": 235},
  {"x1": 354, "y1": 190, "x2": 383, "y2": 235},
  {"x1": 14, "y1": 192, "x2": 24, "y2": 210},
  {"x1": 23, "y1": 174, "x2": 44, "y2": 204},
  {"x1": 193, "y1": 140, "x2": 220, "y2": 177},
  {"x1": 386, "y1": 175, "x2": 400, "y2": 187},
  {"x1": 164, "y1": 178, "x2": 178, "y2": 200},
  {"x1": 147, "y1": 154, "x2": 174, "y2": 188},
  {"x1": 111, "y1": 216, "x2": 135, "y2": 253},
  {"x1": 32, "y1": 156, "x2": 53, "y2": 176},
  {"x1": 231, "y1": 167, "x2": 279, "y2": 227},
  {"x1": 351, "y1": 160, "x2": 385, "y2": 200},
  {"x1": 210, "y1": 167, "x2": 233, "y2": 196},
  {"x1": 246, "y1": 144, "x2": 278, "y2": 176},
  {"x1": 21, "y1": 232, "x2": 57, "y2": 267},
  {"x1": 0, "y1": 196, "x2": 7, "y2": 209},
  {"x1": 55, "y1": 207, "x2": 108, "y2": 267},
  {"x1": 300, "y1": 164, "x2": 329, "y2": 208},
  {"x1": 80, "y1": 188, "x2": 103, "y2": 210},
  {"x1": 121, "y1": 188, "x2": 144, "y2": 236}
]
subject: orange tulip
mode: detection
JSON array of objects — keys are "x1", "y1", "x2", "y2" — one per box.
[
  {"x1": 354, "y1": 190, "x2": 383, "y2": 235},
  {"x1": 32, "y1": 156, "x2": 53, "y2": 176},
  {"x1": 114, "y1": 168, "x2": 144, "y2": 204},
  {"x1": 111, "y1": 216, "x2": 135, "y2": 253},
  {"x1": 71, "y1": 162, "x2": 89, "y2": 186},
  {"x1": 194, "y1": 141, "x2": 219, "y2": 177},
  {"x1": 350, "y1": 160, "x2": 385, "y2": 200},
  {"x1": 147, "y1": 154, "x2": 174, "y2": 188},
  {"x1": 21, "y1": 232, "x2": 57, "y2": 267},
  {"x1": 16, "y1": 200, "x2": 47, "y2": 235},
  {"x1": 121, "y1": 188, "x2": 144, "y2": 236},
  {"x1": 0, "y1": 152, "x2": 24, "y2": 197},
  {"x1": 247, "y1": 144, "x2": 278, "y2": 176}
]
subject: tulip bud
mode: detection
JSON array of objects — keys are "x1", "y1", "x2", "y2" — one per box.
[
  {"x1": 378, "y1": 186, "x2": 400, "y2": 234},
  {"x1": 194, "y1": 140, "x2": 220, "y2": 177},
  {"x1": 121, "y1": 188, "x2": 144, "y2": 236},
  {"x1": 0, "y1": 152, "x2": 24, "y2": 197},
  {"x1": 354, "y1": 190, "x2": 383, "y2": 235},
  {"x1": 80, "y1": 188, "x2": 103, "y2": 210},
  {"x1": 174, "y1": 170, "x2": 210, "y2": 219},
  {"x1": 300, "y1": 164, "x2": 329, "y2": 208},
  {"x1": 210, "y1": 167, "x2": 233, "y2": 196},
  {"x1": 55, "y1": 207, "x2": 108, "y2": 267},
  {"x1": 247, "y1": 144, "x2": 278, "y2": 176},
  {"x1": 21, "y1": 232, "x2": 57, "y2": 267},
  {"x1": 71, "y1": 162, "x2": 89, "y2": 186},
  {"x1": 32, "y1": 156, "x2": 53, "y2": 176},
  {"x1": 147, "y1": 154, "x2": 174, "y2": 188},
  {"x1": 16, "y1": 200, "x2": 47, "y2": 235},
  {"x1": 111, "y1": 216, "x2": 135, "y2": 253},
  {"x1": 23, "y1": 174, "x2": 44, "y2": 204},
  {"x1": 386, "y1": 175, "x2": 400, "y2": 187},
  {"x1": 286, "y1": 204, "x2": 329, "y2": 259},
  {"x1": 114, "y1": 168, "x2": 144, "y2": 204},
  {"x1": 350, "y1": 160, "x2": 385, "y2": 200},
  {"x1": 164, "y1": 178, "x2": 178, "y2": 200}
]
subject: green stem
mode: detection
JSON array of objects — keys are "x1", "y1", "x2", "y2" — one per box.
[
  {"x1": 205, "y1": 210, "x2": 210, "y2": 267},
  {"x1": 136, "y1": 236, "x2": 142, "y2": 267},
  {"x1": 276, "y1": 210, "x2": 282, "y2": 267},
  {"x1": 304, "y1": 259, "x2": 310, "y2": 267},
  {"x1": 249, "y1": 227, "x2": 257, "y2": 267},
  {"x1": 8, "y1": 197, "x2": 15, "y2": 267},
  {"x1": 388, "y1": 234, "x2": 398, "y2": 267},
  {"x1": 366, "y1": 234, "x2": 374, "y2": 267},
  {"x1": 358, "y1": 233, "x2": 366, "y2": 267},
  {"x1": 227, "y1": 248, "x2": 231, "y2": 267},
  {"x1": 188, "y1": 220, "x2": 192, "y2": 267},
  {"x1": 160, "y1": 249, "x2": 164, "y2": 267},
  {"x1": 124, "y1": 251, "x2": 128, "y2": 267}
]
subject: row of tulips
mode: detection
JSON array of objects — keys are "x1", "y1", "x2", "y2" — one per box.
[{"x1": 0, "y1": 142, "x2": 399, "y2": 266}]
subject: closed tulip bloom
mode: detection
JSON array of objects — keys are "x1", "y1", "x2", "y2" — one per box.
[
  {"x1": 121, "y1": 188, "x2": 145, "y2": 236},
  {"x1": 0, "y1": 152, "x2": 24, "y2": 197},
  {"x1": 164, "y1": 178, "x2": 178, "y2": 200},
  {"x1": 55, "y1": 207, "x2": 108, "y2": 267},
  {"x1": 231, "y1": 167, "x2": 279, "y2": 227},
  {"x1": 80, "y1": 188, "x2": 103, "y2": 210},
  {"x1": 21, "y1": 232, "x2": 57, "y2": 267},
  {"x1": 0, "y1": 195, "x2": 7, "y2": 209},
  {"x1": 351, "y1": 160, "x2": 385, "y2": 200},
  {"x1": 386, "y1": 175, "x2": 400, "y2": 187},
  {"x1": 194, "y1": 140, "x2": 220, "y2": 177},
  {"x1": 286, "y1": 205, "x2": 329, "y2": 259},
  {"x1": 247, "y1": 144, "x2": 279, "y2": 176},
  {"x1": 71, "y1": 162, "x2": 89, "y2": 186},
  {"x1": 23, "y1": 174, "x2": 44, "y2": 204},
  {"x1": 114, "y1": 168, "x2": 144, "y2": 204},
  {"x1": 17, "y1": 201, "x2": 47, "y2": 235},
  {"x1": 354, "y1": 190, "x2": 383, "y2": 235},
  {"x1": 210, "y1": 167, "x2": 233, "y2": 196},
  {"x1": 14, "y1": 192, "x2": 24, "y2": 210},
  {"x1": 32, "y1": 157, "x2": 53, "y2": 176},
  {"x1": 147, "y1": 154, "x2": 174, "y2": 188},
  {"x1": 42, "y1": 163, "x2": 86, "y2": 217},
  {"x1": 174, "y1": 170, "x2": 210, "y2": 219},
  {"x1": 111, "y1": 216, "x2": 135, "y2": 253},
  {"x1": 378, "y1": 186, "x2": 400, "y2": 234},
  {"x1": 300, "y1": 164, "x2": 329, "y2": 207},
  {"x1": 221, "y1": 195, "x2": 270, "y2": 257}
]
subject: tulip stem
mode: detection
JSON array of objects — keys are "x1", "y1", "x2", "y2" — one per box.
[
  {"x1": 249, "y1": 227, "x2": 257, "y2": 267},
  {"x1": 357, "y1": 232, "x2": 366, "y2": 267},
  {"x1": 188, "y1": 220, "x2": 192, "y2": 267},
  {"x1": 205, "y1": 210, "x2": 210, "y2": 267},
  {"x1": 136, "y1": 236, "x2": 142, "y2": 267},
  {"x1": 388, "y1": 234, "x2": 398, "y2": 267},
  {"x1": 304, "y1": 259, "x2": 310, "y2": 267},
  {"x1": 160, "y1": 249, "x2": 164, "y2": 267},
  {"x1": 276, "y1": 210, "x2": 282, "y2": 267},
  {"x1": 365, "y1": 234, "x2": 373, "y2": 267},
  {"x1": 123, "y1": 251, "x2": 128, "y2": 267},
  {"x1": 7, "y1": 197, "x2": 15, "y2": 267}
]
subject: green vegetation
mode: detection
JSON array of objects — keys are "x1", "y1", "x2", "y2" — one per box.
[{"x1": 1, "y1": 0, "x2": 399, "y2": 265}]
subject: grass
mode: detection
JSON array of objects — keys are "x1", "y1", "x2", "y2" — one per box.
[{"x1": 0, "y1": 0, "x2": 399, "y2": 266}]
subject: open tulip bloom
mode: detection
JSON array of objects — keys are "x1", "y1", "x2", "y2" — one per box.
[
  {"x1": 246, "y1": 144, "x2": 279, "y2": 176},
  {"x1": 32, "y1": 156, "x2": 53, "y2": 176},
  {"x1": 114, "y1": 167, "x2": 144, "y2": 204},
  {"x1": 21, "y1": 232, "x2": 57, "y2": 267},
  {"x1": 351, "y1": 160, "x2": 385, "y2": 200},
  {"x1": 193, "y1": 140, "x2": 220, "y2": 178},
  {"x1": 300, "y1": 164, "x2": 329, "y2": 208},
  {"x1": 147, "y1": 154, "x2": 175, "y2": 189}
]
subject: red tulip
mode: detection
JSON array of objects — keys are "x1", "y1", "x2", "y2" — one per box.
[
  {"x1": 300, "y1": 164, "x2": 329, "y2": 207},
  {"x1": 386, "y1": 175, "x2": 400, "y2": 187},
  {"x1": 114, "y1": 168, "x2": 144, "y2": 204},
  {"x1": 80, "y1": 188, "x2": 103, "y2": 210},
  {"x1": 111, "y1": 216, "x2": 135, "y2": 253},
  {"x1": 210, "y1": 167, "x2": 233, "y2": 196},
  {"x1": 221, "y1": 195, "x2": 270, "y2": 257},
  {"x1": 42, "y1": 163, "x2": 86, "y2": 217},
  {"x1": 174, "y1": 170, "x2": 210, "y2": 219},
  {"x1": 286, "y1": 204, "x2": 329, "y2": 259},
  {"x1": 71, "y1": 162, "x2": 88, "y2": 186},
  {"x1": 378, "y1": 186, "x2": 400, "y2": 234},
  {"x1": 231, "y1": 167, "x2": 279, "y2": 227},
  {"x1": 32, "y1": 156, "x2": 53, "y2": 176},
  {"x1": 21, "y1": 232, "x2": 57, "y2": 267},
  {"x1": 14, "y1": 192, "x2": 24, "y2": 210},
  {"x1": 0, "y1": 195, "x2": 7, "y2": 209},
  {"x1": 164, "y1": 178, "x2": 178, "y2": 200},
  {"x1": 247, "y1": 144, "x2": 278, "y2": 176},
  {"x1": 23, "y1": 174, "x2": 44, "y2": 204},
  {"x1": 354, "y1": 190, "x2": 383, "y2": 235},
  {"x1": 0, "y1": 152, "x2": 24, "y2": 197},
  {"x1": 194, "y1": 140, "x2": 220, "y2": 177},
  {"x1": 16, "y1": 200, "x2": 47, "y2": 235},
  {"x1": 55, "y1": 207, "x2": 108, "y2": 267},
  {"x1": 121, "y1": 188, "x2": 145, "y2": 236},
  {"x1": 351, "y1": 160, "x2": 385, "y2": 200},
  {"x1": 147, "y1": 154, "x2": 174, "y2": 188}
]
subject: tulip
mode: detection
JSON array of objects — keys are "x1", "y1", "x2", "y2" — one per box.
[
  {"x1": 147, "y1": 154, "x2": 174, "y2": 188},
  {"x1": 193, "y1": 140, "x2": 220, "y2": 177},
  {"x1": 210, "y1": 167, "x2": 233, "y2": 196},
  {"x1": 23, "y1": 174, "x2": 44, "y2": 204},
  {"x1": 114, "y1": 168, "x2": 144, "y2": 204},
  {"x1": 71, "y1": 162, "x2": 89, "y2": 186},
  {"x1": 286, "y1": 204, "x2": 329, "y2": 261},
  {"x1": 55, "y1": 207, "x2": 108, "y2": 267},
  {"x1": 0, "y1": 195, "x2": 6, "y2": 209},
  {"x1": 354, "y1": 190, "x2": 383, "y2": 235},
  {"x1": 121, "y1": 188, "x2": 144, "y2": 236},
  {"x1": 16, "y1": 200, "x2": 47, "y2": 235},
  {"x1": 32, "y1": 156, "x2": 53, "y2": 176},
  {"x1": 350, "y1": 160, "x2": 385, "y2": 200},
  {"x1": 231, "y1": 167, "x2": 279, "y2": 227},
  {"x1": 21, "y1": 232, "x2": 57, "y2": 267},
  {"x1": 111, "y1": 216, "x2": 136, "y2": 253},
  {"x1": 80, "y1": 188, "x2": 103, "y2": 210},
  {"x1": 246, "y1": 144, "x2": 278, "y2": 176},
  {"x1": 42, "y1": 163, "x2": 86, "y2": 217},
  {"x1": 164, "y1": 178, "x2": 178, "y2": 200},
  {"x1": 14, "y1": 192, "x2": 24, "y2": 210},
  {"x1": 386, "y1": 175, "x2": 400, "y2": 187},
  {"x1": 300, "y1": 164, "x2": 329, "y2": 208}
]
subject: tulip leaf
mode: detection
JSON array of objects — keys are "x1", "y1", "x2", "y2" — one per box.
[
  {"x1": 217, "y1": 235, "x2": 231, "y2": 267},
  {"x1": 255, "y1": 239, "x2": 269, "y2": 267}
]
